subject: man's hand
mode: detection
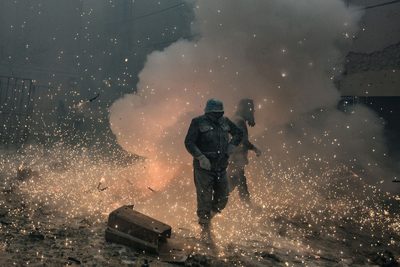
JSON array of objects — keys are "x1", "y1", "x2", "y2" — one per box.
[
  {"x1": 254, "y1": 147, "x2": 262, "y2": 157},
  {"x1": 197, "y1": 155, "x2": 211, "y2": 171},
  {"x1": 227, "y1": 144, "x2": 236, "y2": 156}
]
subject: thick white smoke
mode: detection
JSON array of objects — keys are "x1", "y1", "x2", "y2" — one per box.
[{"x1": 109, "y1": 0, "x2": 393, "y2": 191}]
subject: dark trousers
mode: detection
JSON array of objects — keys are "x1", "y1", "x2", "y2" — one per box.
[
  {"x1": 228, "y1": 164, "x2": 250, "y2": 202},
  {"x1": 194, "y1": 167, "x2": 229, "y2": 225}
]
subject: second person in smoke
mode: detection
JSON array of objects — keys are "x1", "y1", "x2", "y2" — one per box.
[
  {"x1": 184, "y1": 98, "x2": 243, "y2": 240},
  {"x1": 228, "y1": 99, "x2": 262, "y2": 204}
]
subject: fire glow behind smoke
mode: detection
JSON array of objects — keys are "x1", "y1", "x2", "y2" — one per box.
[{"x1": 109, "y1": 0, "x2": 385, "y2": 190}]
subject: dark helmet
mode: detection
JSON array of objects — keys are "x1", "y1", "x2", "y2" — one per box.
[
  {"x1": 204, "y1": 98, "x2": 224, "y2": 113},
  {"x1": 237, "y1": 98, "x2": 256, "y2": 127}
]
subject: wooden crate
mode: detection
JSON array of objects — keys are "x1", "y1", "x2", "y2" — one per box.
[{"x1": 105, "y1": 205, "x2": 171, "y2": 253}]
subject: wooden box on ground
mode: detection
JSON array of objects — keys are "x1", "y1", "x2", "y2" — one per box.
[{"x1": 105, "y1": 205, "x2": 171, "y2": 254}]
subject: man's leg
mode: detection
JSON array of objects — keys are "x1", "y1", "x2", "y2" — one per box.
[
  {"x1": 228, "y1": 165, "x2": 239, "y2": 193},
  {"x1": 194, "y1": 168, "x2": 214, "y2": 225},
  {"x1": 237, "y1": 167, "x2": 250, "y2": 203},
  {"x1": 212, "y1": 171, "x2": 229, "y2": 213}
]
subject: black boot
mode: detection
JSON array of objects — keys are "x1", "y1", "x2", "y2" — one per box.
[{"x1": 200, "y1": 223, "x2": 212, "y2": 242}]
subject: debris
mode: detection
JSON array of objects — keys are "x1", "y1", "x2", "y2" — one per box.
[
  {"x1": 88, "y1": 93, "x2": 100, "y2": 102},
  {"x1": 147, "y1": 187, "x2": 157, "y2": 193},
  {"x1": 67, "y1": 256, "x2": 81, "y2": 265},
  {"x1": 105, "y1": 205, "x2": 189, "y2": 263},
  {"x1": 79, "y1": 218, "x2": 92, "y2": 226},
  {"x1": 97, "y1": 182, "x2": 108, "y2": 192},
  {"x1": 105, "y1": 205, "x2": 171, "y2": 254},
  {"x1": 260, "y1": 252, "x2": 282, "y2": 262}
]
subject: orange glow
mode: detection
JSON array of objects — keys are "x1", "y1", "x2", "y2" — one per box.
[{"x1": 132, "y1": 159, "x2": 178, "y2": 192}]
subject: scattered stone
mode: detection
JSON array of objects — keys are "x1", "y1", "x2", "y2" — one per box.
[
  {"x1": 29, "y1": 231, "x2": 45, "y2": 241},
  {"x1": 260, "y1": 252, "x2": 281, "y2": 262},
  {"x1": 67, "y1": 256, "x2": 81, "y2": 265},
  {"x1": 79, "y1": 218, "x2": 92, "y2": 226}
]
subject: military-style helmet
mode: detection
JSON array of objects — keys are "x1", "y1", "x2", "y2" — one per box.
[
  {"x1": 238, "y1": 98, "x2": 254, "y2": 113},
  {"x1": 204, "y1": 98, "x2": 224, "y2": 113}
]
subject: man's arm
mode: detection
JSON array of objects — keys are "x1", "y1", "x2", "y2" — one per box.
[
  {"x1": 226, "y1": 118, "x2": 243, "y2": 146},
  {"x1": 236, "y1": 119, "x2": 256, "y2": 150},
  {"x1": 184, "y1": 118, "x2": 203, "y2": 158},
  {"x1": 235, "y1": 118, "x2": 261, "y2": 156}
]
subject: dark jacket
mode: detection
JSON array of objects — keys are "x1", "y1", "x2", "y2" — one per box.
[
  {"x1": 185, "y1": 114, "x2": 243, "y2": 171},
  {"x1": 230, "y1": 115, "x2": 256, "y2": 165}
]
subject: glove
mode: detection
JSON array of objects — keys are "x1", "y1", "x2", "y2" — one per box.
[
  {"x1": 197, "y1": 155, "x2": 211, "y2": 171},
  {"x1": 227, "y1": 144, "x2": 236, "y2": 156},
  {"x1": 254, "y1": 147, "x2": 262, "y2": 157}
]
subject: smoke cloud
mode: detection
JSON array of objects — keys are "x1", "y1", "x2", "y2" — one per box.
[{"x1": 109, "y1": 0, "x2": 394, "y2": 192}]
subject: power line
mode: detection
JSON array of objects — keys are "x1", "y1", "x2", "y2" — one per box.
[
  {"x1": 128, "y1": 2, "x2": 185, "y2": 22},
  {"x1": 105, "y1": 2, "x2": 186, "y2": 26},
  {"x1": 362, "y1": 0, "x2": 400, "y2": 9}
]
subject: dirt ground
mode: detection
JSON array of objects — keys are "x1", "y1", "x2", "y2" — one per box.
[{"x1": 0, "y1": 149, "x2": 399, "y2": 266}]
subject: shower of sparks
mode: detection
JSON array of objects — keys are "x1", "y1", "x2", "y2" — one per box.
[{"x1": 0, "y1": 143, "x2": 399, "y2": 265}]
